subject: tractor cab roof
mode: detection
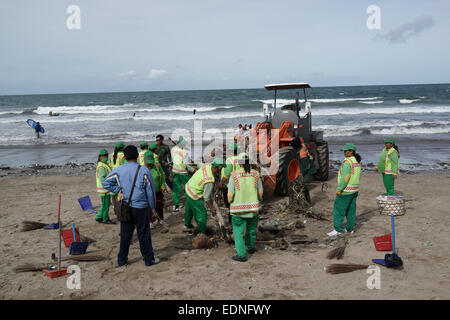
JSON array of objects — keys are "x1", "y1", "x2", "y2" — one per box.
[{"x1": 264, "y1": 83, "x2": 311, "y2": 91}]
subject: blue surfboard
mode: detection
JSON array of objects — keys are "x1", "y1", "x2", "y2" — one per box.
[{"x1": 27, "y1": 119, "x2": 45, "y2": 133}]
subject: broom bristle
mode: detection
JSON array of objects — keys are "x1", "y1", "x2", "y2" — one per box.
[
  {"x1": 20, "y1": 221, "x2": 48, "y2": 232},
  {"x1": 327, "y1": 246, "x2": 346, "y2": 260},
  {"x1": 13, "y1": 264, "x2": 46, "y2": 273},
  {"x1": 325, "y1": 264, "x2": 369, "y2": 274}
]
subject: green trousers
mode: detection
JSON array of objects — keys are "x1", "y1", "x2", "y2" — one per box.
[
  {"x1": 172, "y1": 173, "x2": 190, "y2": 206},
  {"x1": 333, "y1": 192, "x2": 358, "y2": 233},
  {"x1": 231, "y1": 215, "x2": 259, "y2": 258},
  {"x1": 382, "y1": 174, "x2": 395, "y2": 196},
  {"x1": 185, "y1": 195, "x2": 207, "y2": 234},
  {"x1": 96, "y1": 194, "x2": 111, "y2": 222}
]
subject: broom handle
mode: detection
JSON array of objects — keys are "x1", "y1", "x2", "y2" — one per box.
[
  {"x1": 391, "y1": 214, "x2": 396, "y2": 254},
  {"x1": 72, "y1": 223, "x2": 77, "y2": 242},
  {"x1": 58, "y1": 194, "x2": 61, "y2": 271}
]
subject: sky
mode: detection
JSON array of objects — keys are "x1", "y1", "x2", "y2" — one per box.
[{"x1": 0, "y1": 0, "x2": 449, "y2": 95}]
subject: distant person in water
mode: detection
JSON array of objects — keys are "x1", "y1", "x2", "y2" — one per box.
[
  {"x1": 193, "y1": 109, "x2": 196, "y2": 115},
  {"x1": 132, "y1": 112, "x2": 136, "y2": 118},
  {"x1": 35, "y1": 122, "x2": 41, "y2": 139}
]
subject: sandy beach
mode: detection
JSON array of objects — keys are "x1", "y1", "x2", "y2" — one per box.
[{"x1": 1, "y1": 166, "x2": 449, "y2": 300}]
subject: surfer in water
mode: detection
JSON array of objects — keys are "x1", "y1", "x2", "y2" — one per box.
[{"x1": 35, "y1": 122, "x2": 42, "y2": 139}]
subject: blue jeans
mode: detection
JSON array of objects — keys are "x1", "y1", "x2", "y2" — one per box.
[
  {"x1": 118, "y1": 206, "x2": 155, "y2": 266},
  {"x1": 162, "y1": 165, "x2": 173, "y2": 189}
]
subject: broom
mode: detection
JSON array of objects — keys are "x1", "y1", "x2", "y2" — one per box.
[
  {"x1": 327, "y1": 241, "x2": 348, "y2": 260},
  {"x1": 20, "y1": 221, "x2": 49, "y2": 232},
  {"x1": 325, "y1": 264, "x2": 369, "y2": 274},
  {"x1": 13, "y1": 264, "x2": 48, "y2": 273}
]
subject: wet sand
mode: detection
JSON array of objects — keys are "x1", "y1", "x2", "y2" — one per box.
[{"x1": 0, "y1": 167, "x2": 449, "y2": 300}]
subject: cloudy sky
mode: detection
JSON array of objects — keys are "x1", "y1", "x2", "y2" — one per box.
[{"x1": 0, "y1": 0, "x2": 449, "y2": 94}]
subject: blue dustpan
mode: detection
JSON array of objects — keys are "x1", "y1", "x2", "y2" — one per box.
[
  {"x1": 77, "y1": 196, "x2": 97, "y2": 214},
  {"x1": 372, "y1": 258, "x2": 390, "y2": 267},
  {"x1": 68, "y1": 223, "x2": 89, "y2": 255},
  {"x1": 43, "y1": 222, "x2": 60, "y2": 229}
]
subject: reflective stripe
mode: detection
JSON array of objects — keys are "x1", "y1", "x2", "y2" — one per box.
[
  {"x1": 185, "y1": 182, "x2": 201, "y2": 200},
  {"x1": 229, "y1": 168, "x2": 260, "y2": 215},
  {"x1": 198, "y1": 166, "x2": 214, "y2": 186},
  {"x1": 173, "y1": 166, "x2": 188, "y2": 174},
  {"x1": 343, "y1": 184, "x2": 359, "y2": 193},
  {"x1": 230, "y1": 202, "x2": 260, "y2": 213},
  {"x1": 384, "y1": 148, "x2": 397, "y2": 174},
  {"x1": 96, "y1": 162, "x2": 111, "y2": 194},
  {"x1": 337, "y1": 156, "x2": 361, "y2": 194},
  {"x1": 172, "y1": 146, "x2": 188, "y2": 174},
  {"x1": 232, "y1": 172, "x2": 258, "y2": 191}
]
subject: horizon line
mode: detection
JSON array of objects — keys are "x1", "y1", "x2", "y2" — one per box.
[{"x1": 1, "y1": 81, "x2": 449, "y2": 97}]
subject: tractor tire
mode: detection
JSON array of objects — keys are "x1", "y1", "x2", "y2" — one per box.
[
  {"x1": 275, "y1": 147, "x2": 300, "y2": 196},
  {"x1": 314, "y1": 142, "x2": 329, "y2": 181}
]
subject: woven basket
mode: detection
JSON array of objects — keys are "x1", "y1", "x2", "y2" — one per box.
[{"x1": 376, "y1": 196, "x2": 406, "y2": 216}]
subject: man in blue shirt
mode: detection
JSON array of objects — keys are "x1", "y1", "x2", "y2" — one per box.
[{"x1": 102, "y1": 145, "x2": 160, "y2": 267}]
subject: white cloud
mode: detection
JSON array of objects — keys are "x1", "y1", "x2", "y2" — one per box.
[
  {"x1": 147, "y1": 69, "x2": 167, "y2": 79},
  {"x1": 118, "y1": 70, "x2": 136, "y2": 77}
]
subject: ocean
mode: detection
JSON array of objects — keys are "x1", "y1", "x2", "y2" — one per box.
[{"x1": 0, "y1": 83, "x2": 449, "y2": 169}]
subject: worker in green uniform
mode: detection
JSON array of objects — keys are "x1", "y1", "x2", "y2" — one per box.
[
  {"x1": 95, "y1": 149, "x2": 115, "y2": 224},
  {"x1": 148, "y1": 143, "x2": 162, "y2": 169},
  {"x1": 375, "y1": 137, "x2": 399, "y2": 196},
  {"x1": 155, "y1": 134, "x2": 173, "y2": 189},
  {"x1": 109, "y1": 142, "x2": 126, "y2": 169},
  {"x1": 171, "y1": 137, "x2": 195, "y2": 212},
  {"x1": 327, "y1": 143, "x2": 361, "y2": 236},
  {"x1": 228, "y1": 153, "x2": 263, "y2": 262},
  {"x1": 138, "y1": 141, "x2": 149, "y2": 166},
  {"x1": 109, "y1": 141, "x2": 127, "y2": 208},
  {"x1": 217, "y1": 143, "x2": 241, "y2": 222},
  {"x1": 184, "y1": 158, "x2": 225, "y2": 234},
  {"x1": 299, "y1": 137, "x2": 317, "y2": 205},
  {"x1": 144, "y1": 151, "x2": 166, "y2": 228}
]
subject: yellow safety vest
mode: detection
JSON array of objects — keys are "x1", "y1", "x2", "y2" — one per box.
[
  {"x1": 220, "y1": 155, "x2": 240, "y2": 180},
  {"x1": 138, "y1": 151, "x2": 147, "y2": 166},
  {"x1": 384, "y1": 147, "x2": 397, "y2": 175},
  {"x1": 229, "y1": 168, "x2": 260, "y2": 214},
  {"x1": 96, "y1": 162, "x2": 111, "y2": 194},
  {"x1": 109, "y1": 151, "x2": 125, "y2": 169},
  {"x1": 185, "y1": 164, "x2": 215, "y2": 200},
  {"x1": 172, "y1": 146, "x2": 188, "y2": 174},
  {"x1": 337, "y1": 156, "x2": 361, "y2": 194}
]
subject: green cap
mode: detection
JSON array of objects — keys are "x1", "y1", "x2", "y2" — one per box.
[
  {"x1": 140, "y1": 141, "x2": 148, "y2": 148},
  {"x1": 149, "y1": 143, "x2": 157, "y2": 150},
  {"x1": 384, "y1": 137, "x2": 395, "y2": 144},
  {"x1": 115, "y1": 141, "x2": 125, "y2": 148},
  {"x1": 340, "y1": 143, "x2": 356, "y2": 151},
  {"x1": 177, "y1": 137, "x2": 184, "y2": 144},
  {"x1": 98, "y1": 149, "x2": 108, "y2": 156},
  {"x1": 227, "y1": 143, "x2": 238, "y2": 151},
  {"x1": 144, "y1": 150, "x2": 155, "y2": 164},
  {"x1": 211, "y1": 158, "x2": 226, "y2": 168}
]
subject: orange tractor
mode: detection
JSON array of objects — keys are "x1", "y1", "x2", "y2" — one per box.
[{"x1": 250, "y1": 83, "x2": 329, "y2": 198}]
